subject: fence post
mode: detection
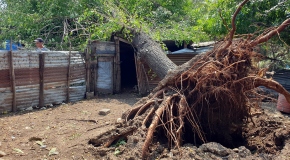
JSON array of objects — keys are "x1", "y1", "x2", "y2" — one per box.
[
  {"x1": 85, "y1": 49, "x2": 90, "y2": 91},
  {"x1": 8, "y1": 39, "x2": 16, "y2": 112},
  {"x1": 114, "y1": 37, "x2": 121, "y2": 93},
  {"x1": 66, "y1": 50, "x2": 71, "y2": 102},
  {"x1": 39, "y1": 53, "x2": 45, "y2": 107}
]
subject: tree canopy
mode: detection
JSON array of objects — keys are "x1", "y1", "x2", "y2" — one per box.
[{"x1": 0, "y1": 0, "x2": 289, "y2": 55}]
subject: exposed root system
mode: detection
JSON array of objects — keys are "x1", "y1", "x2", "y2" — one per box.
[{"x1": 89, "y1": 0, "x2": 290, "y2": 159}]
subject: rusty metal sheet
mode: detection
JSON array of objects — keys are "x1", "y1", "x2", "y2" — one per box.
[
  {"x1": 15, "y1": 68, "x2": 40, "y2": 86},
  {"x1": 44, "y1": 88, "x2": 67, "y2": 104},
  {"x1": 167, "y1": 54, "x2": 196, "y2": 65},
  {"x1": 0, "y1": 92, "x2": 13, "y2": 112},
  {"x1": 0, "y1": 69, "x2": 10, "y2": 88},
  {"x1": 15, "y1": 89, "x2": 39, "y2": 108},
  {"x1": 15, "y1": 84, "x2": 40, "y2": 91},
  {"x1": 0, "y1": 51, "x2": 9, "y2": 70},
  {"x1": 0, "y1": 51, "x2": 86, "y2": 111},
  {"x1": 69, "y1": 86, "x2": 86, "y2": 102}
]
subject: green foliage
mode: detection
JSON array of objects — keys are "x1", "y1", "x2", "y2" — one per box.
[{"x1": 0, "y1": 0, "x2": 289, "y2": 52}]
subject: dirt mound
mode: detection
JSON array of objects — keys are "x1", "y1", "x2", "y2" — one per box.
[{"x1": 89, "y1": 107, "x2": 290, "y2": 160}]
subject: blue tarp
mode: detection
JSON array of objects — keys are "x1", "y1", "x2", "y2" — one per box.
[{"x1": 3, "y1": 40, "x2": 22, "y2": 50}]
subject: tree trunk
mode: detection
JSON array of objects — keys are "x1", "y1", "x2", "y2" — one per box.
[{"x1": 132, "y1": 32, "x2": 177, "y2": 78}]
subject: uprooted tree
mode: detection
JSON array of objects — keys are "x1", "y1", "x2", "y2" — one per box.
[{"x1": 90, "y1": 0, "x2": 290, "y2": 159}]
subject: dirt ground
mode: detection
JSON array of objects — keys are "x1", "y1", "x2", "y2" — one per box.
[
  {"x1": 0, "y1": 93, "x2": 290, "y2": 160},
  {"x1": 0, "y1": 93, "x2": 140, "y2": 160}
]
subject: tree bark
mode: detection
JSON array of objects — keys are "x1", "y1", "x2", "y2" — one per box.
[{"x1": 132, "y1": 32, "x2": 177, "y2": 78}]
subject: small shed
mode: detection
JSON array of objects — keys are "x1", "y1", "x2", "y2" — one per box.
[
  {"x1": 86, "y1": 37, "x2": 139, "y2": 95},
  {"x1": 86, "y1": 37, "x2": 213, "y2": 95}
]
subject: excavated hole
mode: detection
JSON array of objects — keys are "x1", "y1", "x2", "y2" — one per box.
[{"x1": 154, "y1": 121, "x2": 246, "y2": 150}]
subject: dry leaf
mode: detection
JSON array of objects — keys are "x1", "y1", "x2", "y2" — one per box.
[
  {"x1": 48, "y1": 148, "x2": 59, "y2": 156},
  {"x1": 13, "y1": 148, "x2": 24, "y2": 154}
]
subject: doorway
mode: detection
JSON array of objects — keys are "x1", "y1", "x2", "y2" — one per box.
[{"x1": 119, "y1": 41, "x2": 138, "y2": 91}]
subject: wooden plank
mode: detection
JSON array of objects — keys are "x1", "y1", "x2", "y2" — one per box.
[
  {"x1": 39, "y1": 53, "x2": 45, "y2": 107},
  {"x1": 141, "y1": 63, "x2": 150, "y2": 92},
  {"x1": 111, "y1": 58, "x2": 114, "y2": 94},
  {"x1": 8, "y1": 43, "x2": 16, "y2": 112},
  {"x1": 85, "y1": 48, "x2": 90, "y2": 92},
  {"x1": 91, "y1": 42, "x2": 96, "y2": 94},
  {"x1": 134, "y1": 51, "x2": 141, "y2": 94},
  {"x1": 114, "y1": 37, "x2": 121, "y2": 93},
  {"x1": 93, "y1": 60, "x2": 97, "y2": 96},
  {"x1": 66, "y1": 50, "x2": 71, "y2": 103},
  {"x1": 96, "y1": 54, "x2": 115, "y2": 57},
  {"x1": 95, "y1": 41, "x2": 115, "y2": 54},
  {"x1": 117, "y1": 37, "x2": 131, "y2": 44},
  {"x1": 98, "y1": 57, "x2": 114, "y2": 62}
]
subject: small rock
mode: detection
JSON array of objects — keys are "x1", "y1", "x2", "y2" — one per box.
[
  {"x1": 47, "y1": 104, "x2": 53, "y2": 107},
  {"x1": 26, "y1": 106, "x2": 33, "y2": 111},
  {"x1": 266, "y1": 142, "x2": 274, "y2": 147},
  {"x1": 199, "y1": 142, "x2": 231, "y2": 157},
  {"x1": 11, "y1": 136, "x2": 15, "y2": 140},
  {"x1": 25, "y1": 126, "x2": 31, "y2": 130},
  {"x1": 40, "y1": 145, "x2": 47, "y2": 149},
  {"x1": 233, "y1": 148, "x2": 239, "y2": 153},
  {"x1": 116, "y1": 118, "x2": 122, "y2": 123},
  {"x1": 99, "y1": 109, "x2": 111, "y2": 115},
  {"x1": 169, "y1": 152, "x2": 173, "y2": 158},
  {"x1": 0, "y1": 150, "x2": 6, "y2": 157},
  {"x1": 105, "y1": 122, "x2": 110, "y2": 125},
  {"x1": 61, "y1": 103, "x2": 66, "y2": 105},
  {"x1": 238, "y1": 146, "x2": 251, "y2": 158},
  {"x1": 40, "y1": 107, "x2": 46, "y2": 110}
]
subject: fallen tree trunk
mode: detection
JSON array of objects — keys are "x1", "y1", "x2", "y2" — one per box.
[{"x1": 132, "y1": 32, "x2": 177, "y2": 78}]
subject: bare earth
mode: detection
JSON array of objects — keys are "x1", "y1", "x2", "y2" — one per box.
[
  {"x1": 0, "y1": 93, "x2": 140, "y2": 160},
  {"x1": 1, "y1": 93, "x2": 290, "y2": 160}
]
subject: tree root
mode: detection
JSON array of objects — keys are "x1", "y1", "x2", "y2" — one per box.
[
  {"x1": 142, "y1": 107, "x2": 156, "y2": 127},
  {"x1": 142, "y1": 97, "x2": 169, "y2": 158},
  {"x1": 233, "y1": 76, "x2": 290, "y2": 103}
]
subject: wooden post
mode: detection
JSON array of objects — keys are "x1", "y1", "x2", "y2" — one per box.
[
  {"x1": 141, "y1": 63, "x2": 150, "y2": 92},
  {"x1": 114, "y1": 37, "x2": 121, "y2": 93},
  {"x1": 39, "y1": 53, "x2": 45, "y2": 108},
  {"x1": 93, "y1": 60, "x2": 97, "y2": 95},
  {"x1": 134, "y1": 52, "x2": 141, "y2": 94},
  {"x1": 8, "y1": 39, "x2": 16, "y2": 112},
  {"x1": 85, "y1": 48, "x2": 90, "y2": 92},
  {"x1": 66, "y1": 50, "x2": 71, "y2": 102},
  {"x1": 90, "y1": 42, "x2": 97, "y2": 95}
]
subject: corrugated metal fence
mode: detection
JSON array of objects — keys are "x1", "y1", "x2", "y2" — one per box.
[{"x1": 0, "y1": 50, "x2": 86, "y2": 113}]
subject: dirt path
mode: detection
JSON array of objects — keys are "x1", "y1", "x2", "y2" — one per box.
[{"x1": 0, "y1": 93, "x2": 140, "y2": 160}]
